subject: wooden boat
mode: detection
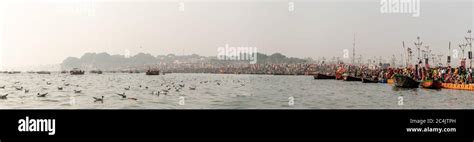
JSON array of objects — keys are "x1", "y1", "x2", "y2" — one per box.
[
  {"x1": 7, "y1": 71, "x2": 21, "y2": 74},
  {"x1": 90, "y1": 70, "x2": 103, "y2": 74},
  {"x1": 129, "y1": 70, "x2": 140, "y2": 74},
  {"x1": 387, "y1": 79, "x2": 394, "y2": 84},
  {"x1": 305, "y1": 71, "x2": 318, "y2": 76},
  {"x1": 421, "y1": 80, "x2": 442, "y2": 89},
  {"x1": 343, "y1": 75, "x2": 362, "y2": 81},
  {"x1": 313, "y1": 73, "x2": 335, "y2": 79},
  {"x1": 362, "y1": 78, "x2": 378, "y2": 83},
  {"x1": 393, "y1": 75, "x2": 420, "y2": 88},
  {"x1": 36, "y1": 71, "x2": 51, "y2": 74},
  {"x1": 146, "y1": 69, "x2": 160, "y2": 75},
  {"x1": 441, "y1": 83, "x2": 474, "y2": 91},
  {"x1": 335, "y1": 72, "x2": 344, "y2": 80},
  {"x1": 272, "y1": 73, "x2": 286, "y2": 75},
  {"x1": 70, "y1": 68, "x2": 85, "y2": 75}
]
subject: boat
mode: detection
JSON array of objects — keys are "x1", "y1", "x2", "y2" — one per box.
[
  {"x1": 335, "y1": 72, "x2": 344, "y2": 80},
  {"x1": 342, "y1": 73, "x2": 362, "y2": 81},
  {"x1": 7, "y1": 71, "x2": 21, "y2": 74},
  {"x1": 70, "y1": 68, "x2": 85, "y2": 75},
  {"x1": 421, "y1": 80, "x2": 442, "y2": 89},
  {"x1": 362, "y1": 78, "x2": 378, "y2": 83},
  {"x1": 272, "y1": 73, "x2": 286, "y2": 75},
  {"x1": 313, "y1": 73, "x2": 335, "y2": 79},
  {"x1": 129, "y1": 70, "x2": 141, "y2": 74},
  {"x1": 393, "y1": 74, "x2": 420, "y2": 88},
  {"x1": 387, "y1": 79, "x2": 394, "y2": 84},
  {"x1": 305, "y1": 71, "x2": 318, "y2": 76},
  {"x1": 90, "y1": 70, "x2": 103, "y2": 74},
  {"x1": 36, "y1": 71, "x2": 51, "y2": 74},
  {"x1": 378, "y1": 79, "x2": 387, "y2": 83},
  {"x1": 343, "y1": 75, "x2": 362, "y2": 81},
  {"x1": 441, "y1": 83, "x2": 474, "y2": 91},
  {"x1": 60, "y1": 70, "x2": 68, "y2": 74},
  {"x1": 146, "y1": 69, "x2": 160, "y2": 75}
]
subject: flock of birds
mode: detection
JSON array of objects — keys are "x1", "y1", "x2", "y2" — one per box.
[
  {"x1": 0, "y1": 80, "x2": 201, "y2": 103},
  {"x1": 0, "y1": 74, "x2": 251, "y2": 106},
  {"x1": 0, "y1": 80, "x2": 71, "y2": 100}
]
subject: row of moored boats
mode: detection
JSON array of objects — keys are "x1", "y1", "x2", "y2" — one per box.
[{"x1": 314, "y1": 73, "x2": 474, "y2": 91}]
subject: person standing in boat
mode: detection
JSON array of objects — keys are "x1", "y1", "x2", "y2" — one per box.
[
  {"x1": 433, "y1": 67, "x2": 439, "y2": 81},
  {"x1": 468, "y1": 68, "x2": 473, "y2": 83},
  {"x1": 447, "y1": 67, "x2": 454, "y2": 83},
  {"x1": 413, "y1": 64, "x2": 419, "y2": 80},
  {"x1": 421, "y1": 67, "x2": 427, "y2": 81}
]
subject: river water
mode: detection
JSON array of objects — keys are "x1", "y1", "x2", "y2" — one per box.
[{"x1": 0, "y1": 73, "x2": 472, "y2": 109}]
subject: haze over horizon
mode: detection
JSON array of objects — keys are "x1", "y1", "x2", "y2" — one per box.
[{"x1": 0, "y1": 0, "x2": 472, "y2": 70}]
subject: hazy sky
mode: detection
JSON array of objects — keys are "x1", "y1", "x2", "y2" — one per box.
[{"x1": 0, "y1": 0, "x2": 472, "y2": 69}]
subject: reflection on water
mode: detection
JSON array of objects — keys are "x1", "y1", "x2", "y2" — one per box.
[{"x1": 0, "y1": 73, "x2": 472, "y2": 109}]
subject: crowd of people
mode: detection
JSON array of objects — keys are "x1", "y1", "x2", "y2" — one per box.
[
  {"x1": 158, "y1": 63, "x2": 314, "y2": 75},
  {"x1": 328, "y1": 63, "x2": 473, "y2": 84},
  {"x1": 112, "y1": 60, "x2": 474, "y2": 84}
]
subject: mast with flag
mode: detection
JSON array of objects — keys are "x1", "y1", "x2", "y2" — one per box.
[
  {"x1": 466, "y1": 30, "x2": 473, "y2": 69},
  {"x1": 447, "y1": 41, "x2": 451, "y2": 66},
  {"x1": 352, "y1": 33, "x2": 356, "y2": 65}
]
